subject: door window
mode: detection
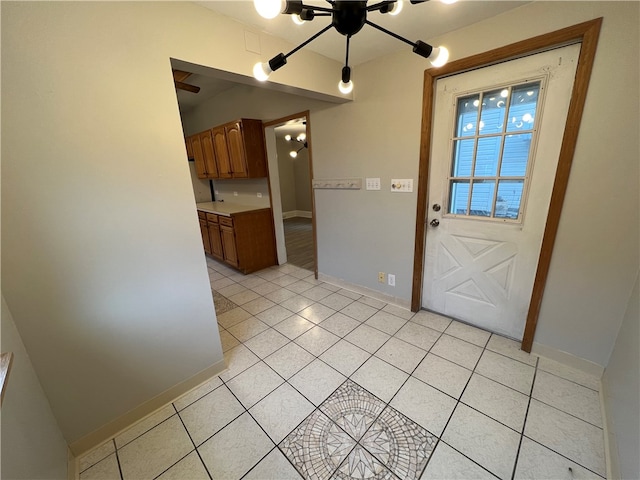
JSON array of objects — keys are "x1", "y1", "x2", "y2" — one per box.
[{"x1": 447, "y1": 81, "x2": 541, "y2": 221}]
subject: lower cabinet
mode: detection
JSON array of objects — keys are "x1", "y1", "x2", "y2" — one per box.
[{"x1": 197, "y1": 208, "x2": 276, "y2": 274}]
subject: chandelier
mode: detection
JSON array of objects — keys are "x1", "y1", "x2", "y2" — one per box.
[{"x1": 252, "y1": 0, "x2": 451, "y2": 94}]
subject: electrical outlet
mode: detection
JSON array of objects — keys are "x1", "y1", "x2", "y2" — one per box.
[
  {"x1": 233, "y1": 191, "x2": 238, "y2": 196},
  {"x1": 378, "y1": 272, "x2": 385, "y2": 283},
  {"x1": 257, "y1": 192, "x2": 262, "y2": 198},
  {"x1": 390, "y1": 179, "x2": 414, "y2": 193},
  {"x1": 388, "y1": 274, "x2": 396, "y2": 286}
]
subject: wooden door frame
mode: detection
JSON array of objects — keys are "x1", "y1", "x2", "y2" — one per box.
[
  {"x1": 410, "y1": 18, "x2": 602, "y2": 352},
  {"x1": 263, "y1": 111, "x2": 319, "y2": 279}
]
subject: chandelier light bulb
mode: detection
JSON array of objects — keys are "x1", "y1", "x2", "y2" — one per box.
[
  {"x1": 289, "y1": 150, "x2": 298, "y2": 158},
  {"x1": 285, "y1": 134, "x2": 291, "y2": 141},
  {"x1": 338, "y1": 80, "x2": 354, "y2": 94},
  {"x1": 254, "y1": 0, "x2": 283, "y2": 19},
  {"x1": 297, "y1": 133, "x2": 306, "y2": 142},
  {"x1": 292, "y1": 14, "x2": 305, "y2": 25},
  {"x1": 440, "y1": 0, "x2": 458, "y2": 4},
  {"x1": 388, "y1": 0, "x2": 403, "y2": 16},
  {"x1": 253, "y1": 62, "x2": 272, "y2": 81},
  {"x1": 428, "y1": 46, "x2": 449, "y2": 67}
]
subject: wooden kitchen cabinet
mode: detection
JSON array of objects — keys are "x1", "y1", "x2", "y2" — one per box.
[
  {"x1": 206, "y1": 213, "x2": 224, "y2": 261},
  {"x1": 198, "y1": 212, "x2": 212, "y2": 255},
  {"x1": 211, "y1": 126, "x2": 232, "y2": 179},
  {"x1": 185, "y1": 135, "x2": 194, "y2": 160},
  {"x1": 224, "y1": 119, "x2": 268, "y2": 178},
  {"x1": 197, "y1": 208, "x2": 276, "y2": 274},
  {"x1": 192, "y1": 130, "x2": 219, "y2": 179}
]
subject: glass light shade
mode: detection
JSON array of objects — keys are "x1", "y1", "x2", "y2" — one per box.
[
  {"x1": 253, "y1": 62, "x2": 272, "y2": 81},
  {"x1": 254, "y1": 0, "x2": 283, "y2": 19},
  {"x1": 388, "y1": 0, "x2": 403, "y2": 15},
  {"x1": 297, "y1": 133, "x2": 306, "y2": 141},
  {"x1": 292, "y1": 14, "x2": 305, "y2": 25},
  {"x1": 338, "y1": 80, "x2": 353, "y2": 94},
  {"x1": 429, "y1": 46, "x2": 449, "y2": 67},
  {"x1": 440, "y1": 0, "x2": 458, "y2": 4},
  {"x1": 289, "y1": 150, "x2": 298, "y2": 158},
  {"x1": 285, "y1": 134, "x2": 292, "y2": 141}
]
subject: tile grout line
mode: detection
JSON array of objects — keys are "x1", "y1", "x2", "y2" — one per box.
[
  {"x1": 510, "y1": 355, "x2": 540, "y2": 480},
  {"x1": 113, "y1": 439, "x2": 124, "y2": 480}
]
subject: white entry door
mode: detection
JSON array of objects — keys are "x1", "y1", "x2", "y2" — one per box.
[{"x1": 422, "y1": 44, "x2": 580, "y2": 340}]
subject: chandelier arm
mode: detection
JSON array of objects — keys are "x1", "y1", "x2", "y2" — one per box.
[
  {"x1": 364, "y1": 20, "x2": 416, "y2": 47},
  {"x1": 345, "y1": 35, "x2": 351, "y2": 67},
  {"x1": 301, "y1": 4, "x2": 334, "y2": 13},
  {"x1": 366, "y1": 1, "x2": 397, "y2": 12},
  {"x1": 284, "y1": 24, "x2": 333, "y2": 59}
]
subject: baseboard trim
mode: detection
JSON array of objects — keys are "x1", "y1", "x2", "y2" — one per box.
[
  {"x1": 68, "y1": 359, "x2": 226, "y2": 457},
  {"x1": 530, "y1": 342, "x2": 604, "y2": 378},
  {"x1": 282, "y1": 210, "x2": 312, "y2": 219},
  {"x1": 600, "y1": 375, "x2": 620, "y2": 480},
  {"x1": 318, "y1": 273, "x2": 411, "y2": 310}
]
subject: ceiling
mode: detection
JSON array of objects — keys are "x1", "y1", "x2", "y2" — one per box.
[{"x1": 176, "y1": 1, "x2": 529, "y2": 111}]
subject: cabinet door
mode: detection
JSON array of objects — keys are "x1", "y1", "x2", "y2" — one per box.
[
  {"x1": 220, "y1": 225, "x2": 239, "y2": 267},
  {"x1": 208, "y1": 222, "x2": 224, "y2": 261},
  {"x1": 199, "y1": 219, "x2": 212, "y2": 255},
  {"x1": 226, "y1": 122, "x2": 248, "y2": 178},
  {"x1": 185, "y1": 135, "x2": 194, "y2": 159},
  {"x1": 191, "y1": 134, "x2": 207, "y2": 179},
  {"x1": 199, "y1": 130, "x2": 219, "y2": 179},
  {"x1": 212, "y1": 127, "x2": 232, "y2": 179}
]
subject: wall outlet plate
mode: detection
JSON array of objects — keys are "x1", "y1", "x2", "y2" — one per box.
[
  {"x1": 366, "y1": 178, "x2": 381, "y2": 190},
  {"x1": 378, "y1": 272, "x2": 385, "y2": 283},
  {"x1": 388, "y1": 274, "x2": 396, "y2": 286},
  {"x1": 391, "y1": 179, "x2": 414, "y2": 193},
  {"x1": 257, "y1": 192, "x2": 262, "y2": 198}
]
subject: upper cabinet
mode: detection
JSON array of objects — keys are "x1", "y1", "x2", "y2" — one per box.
[{"x1": 187, "y1": 118, "x2": 267, "y2": 180}]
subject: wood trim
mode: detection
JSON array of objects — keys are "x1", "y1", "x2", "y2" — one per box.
[
  {"x1": 411, "y1": 18, "x2": 603, "y2": 353},
  {"x1": 262, "y1": 111, "x2": 319, "y2": 278}
]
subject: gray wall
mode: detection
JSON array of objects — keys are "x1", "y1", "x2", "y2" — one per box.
[
  {"x1": 1, "y1": 298, "x2": 68, "y2": 479},
  {"x1": 275, "y1": 136, "x2": 312, "y2": 215},
  {"x1": 602, "y1": 272, "x2": 639, "y2": 480}
]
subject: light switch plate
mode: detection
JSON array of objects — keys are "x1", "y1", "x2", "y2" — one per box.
[
  {"x1": 366, "y1": 178, "x2": 381, "y2": 190},
  {"x1": 312, "y1": 178, "x2": 362, "y2": 190},
  {"x1": 391, "y1": 179, "x2": 414, "y2": 193}
]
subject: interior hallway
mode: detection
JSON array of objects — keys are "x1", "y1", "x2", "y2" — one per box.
[
  {"x1": 283, "y1": 217, "x2": 314, "y2": 272},
  {"x1": 78, "y1": 259, "x2": 605, "y2": 480}
]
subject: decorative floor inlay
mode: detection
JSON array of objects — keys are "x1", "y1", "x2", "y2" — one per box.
[
  {"x1": 213, "y1": 290, "x2": 237, "y2": 315},
  {"x1": 280, "y1": 380, "x2": 437, "y2": 480}
]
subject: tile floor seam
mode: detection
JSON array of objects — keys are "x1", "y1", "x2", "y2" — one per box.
[
  {"x1": 528, "y1": 397, "x2": 605, "y2": 430},
  {"x1": 170, "y1": 405, "x2": 214, "y2": 480},
  {"x1": 113, "y1": 439, "x2": 124, "y2": 480},
  {"x1": 510, "y1": 355, "x2": 539, "y2": 480},
  {"x1": 519, "y1": 434, "x2": 607, "y2": 479},
  {"x1": 536, "y1": 368, "x2": 601, "y2": 392},
  {"x1": 434, "y1": 439, "x2": 503, "y2": 479}
]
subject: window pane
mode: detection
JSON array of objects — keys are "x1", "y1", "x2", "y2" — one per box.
[
  {"x1": 474, "y1": 136, "x2": 502, "y2": 177},
  {"x1": 452, "y1": 139, "x2": 475, "y2": 177},
  {"x1": 469, "y1": 180, "x2": 495, "y2": 217},
  {"x1": 455, "y1": 94, "x2": 480, "y2": 137},
  {"x1": 500, "y1": 133, "x2": 532, "y2": 176},
  {"x1": 495, "y1": 180, "x2": 524, "y2": 219},
  {"x1": 507, "y1": 82, "x2": 540, "y2": 132},
  {"x1": 449, "y1": 180, "x2": 470, "y2": 215},
  {"x1": 479, "y1": 89, "x2": 508, "y2": 135}
]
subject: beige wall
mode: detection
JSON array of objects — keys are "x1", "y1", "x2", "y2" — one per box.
[
  {"x1": 1, "y1": 1, "x2": 340, "y2": 447},
  {"x1": 602, "y1": 272, "x2": 639, "y2": 480},
  {"x1": 1, "y1": 298, "x2": 68, "y2": 479}
]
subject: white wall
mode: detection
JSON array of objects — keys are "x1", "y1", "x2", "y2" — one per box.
[
  {"x1": 1, "y1": 297, "x2": 68, "y2": 479},
  {"x1": 1, "y1": 1, "x2": 341, "y2": 447},
  {"x1": 277, "y1": 136, "x2": 298, "y2": 213},
  {"x1": 602, "y1": 272, "x2": 639, "y2": 480}
]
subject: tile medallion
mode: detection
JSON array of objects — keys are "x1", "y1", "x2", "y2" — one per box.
[{"x1": 281, "y1": 381, "x2": 436, "y2": 480}]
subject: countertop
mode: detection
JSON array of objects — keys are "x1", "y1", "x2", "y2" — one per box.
[{"x1": 196, "y1": 202, "x2": 269, "y2": 217}]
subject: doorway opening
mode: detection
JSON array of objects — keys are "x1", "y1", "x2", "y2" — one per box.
[{"x1": 264, "y1": 112, "x2": 318, "y2": 277}]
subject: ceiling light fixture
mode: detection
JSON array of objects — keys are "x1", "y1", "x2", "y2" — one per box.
[
  {"x1": 285, "y1": 131, "x2": 308, "y2": 158},
  {"x1": 253, "y1": 0, "x2": 452, "y2": 95}
]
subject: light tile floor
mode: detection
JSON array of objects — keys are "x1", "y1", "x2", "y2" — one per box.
[{"x1": 79, "y1": 260, "x2": 606, "y2": 480}]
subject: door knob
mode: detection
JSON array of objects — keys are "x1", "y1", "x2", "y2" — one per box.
[
  {"x1": 430, "y1": 219, "x2": 440, "y2": 227},
  {"x1": 432, "y1": 204, "x2": 441, "y2": 212}
]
